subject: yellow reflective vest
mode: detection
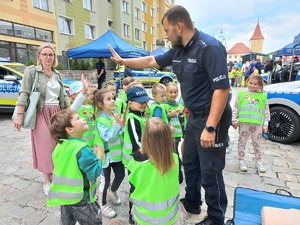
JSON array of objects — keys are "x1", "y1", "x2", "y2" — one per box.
[{"x1": 128, "y1": 153, "x2": 179, "y2": 225}]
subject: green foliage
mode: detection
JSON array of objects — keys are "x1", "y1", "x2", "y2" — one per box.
[
  {"x1": 56, "y1": 63, "x2": 64, "y2": 70},
  {"x1": 69, "y1": 58, "x2": 96, "y2": 70},
  {"x1": 26, "y1": 59, "x2": 35, "y2": 66}
]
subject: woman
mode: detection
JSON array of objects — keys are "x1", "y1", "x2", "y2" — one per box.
[{"x1": 13, "y1": 43, "x2": 69, "y2": 196}]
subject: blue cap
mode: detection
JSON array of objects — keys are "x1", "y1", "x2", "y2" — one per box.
[
  {"x1": 69, "y1": 81, "x2": 83, "y2": 96},
  {"x1": 127, "y1": 86, "x2": 152, "y2": 103}
]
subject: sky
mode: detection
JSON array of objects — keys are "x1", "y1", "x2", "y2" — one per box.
[{"x1": 175, "y1": 0, "x2": 300, "y2": 53}]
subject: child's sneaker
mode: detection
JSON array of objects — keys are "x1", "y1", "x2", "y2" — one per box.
[
  {"x1": 102, "y1": 204, "x2": 116, "y2": 218},
  {"x1": 239, "y1": 160, "x2": 248, "y2": 172},
  {"x1": 256, "y1": 161, "x2": 266, "y2": 173},
  {"x1": 108, "y1": 187, "x2": 121, "y2": 205}
]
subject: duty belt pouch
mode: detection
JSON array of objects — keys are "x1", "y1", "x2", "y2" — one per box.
[{"x1": 225, "y1": 187, "x2": 300, "y2": 225}]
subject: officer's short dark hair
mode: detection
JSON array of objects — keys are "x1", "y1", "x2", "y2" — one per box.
[{"x1": 161, "y1": 5, "x2": 194, "y2": 30}]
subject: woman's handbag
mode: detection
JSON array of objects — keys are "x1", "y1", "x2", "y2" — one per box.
[{"x1": 12, "y1": 68, "x2": 40, "y2": 129}]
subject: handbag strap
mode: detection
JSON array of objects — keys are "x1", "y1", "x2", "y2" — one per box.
[{"x1": 31, "y1": 66, "x2": 39, "y2": 93}]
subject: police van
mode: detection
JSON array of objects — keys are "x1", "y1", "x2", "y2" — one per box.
[
  {"x1": 265, "y1": 80, "x2": 300, "y2": 144},
  {"x1": 0, "y1": 62, "x2": 73, "y2": 113}
]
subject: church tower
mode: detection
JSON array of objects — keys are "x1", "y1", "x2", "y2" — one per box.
[{"x1": 249, "y1": 21, "x2": 264, "y2": 53}]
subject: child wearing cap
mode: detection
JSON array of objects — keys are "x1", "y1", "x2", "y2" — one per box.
[{"x1": 122, "y1": 86, "x2": 152, "y2": 224}]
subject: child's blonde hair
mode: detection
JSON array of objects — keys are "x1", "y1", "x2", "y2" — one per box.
[
  {"x1": 93, "y1": 89, "x2": 112, "y2": 119},
  {"x1": 84, "y1": 86, "x2": 98, "y2": 104},
  {"x1": 152, "y1": 83, "x2": 166, "y2": 95},
  {"x1": 247, "y1": 73, "x2": 264, "y2": 91},
  {"x1": 122, "y1": 77, "x2": 135, "y2": 86},
  {"x1": 141, "y1": 117, "x2": 175, "y2": 175},
  {"x1": 166, "y1": 82, "x2": 178, "y2": 89},
  {"x1": 127, "y1": 80, "x2": 143, "y2": 90},
  {"x1": 50, "y1": 109, "x2": 77, "y2": 144},
  {"x1": 102, "y1": 80, "x2": 117, "y2": 89}
]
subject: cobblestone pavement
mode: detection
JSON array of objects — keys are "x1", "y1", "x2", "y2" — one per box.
[{"x1": 1, "y1": 87, "x2": 299, "y2": 225}]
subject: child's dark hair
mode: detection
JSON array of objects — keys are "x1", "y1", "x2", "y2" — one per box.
[
  {"x1": 141, "y1": 117, "x2": 175, "y2": 175},
  {"x1": 50, "y1": 109, "x2": 77, "y2": 143},
  {"x1": 93, "y1": 89, "x2": 111, "y2": 119},
  {"x1": 247, "y1": 73, "x2": 264, "y2": 91}
]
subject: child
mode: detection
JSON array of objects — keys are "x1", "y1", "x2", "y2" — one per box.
[
  {"x1": 103, "y1": 80, "x2": 123, "y2": 116},
  {"x1": 94, "y1": 89, "x2": 125, "y2": 218},
  {"x1": 118, "y1": 77, "x2": 135, "y2": 114},
  {"x1": 123, "y1": 86, "x2": 152, "y2": 223},
  {"x1": 150, "y1": 83, "x2": 168, "y2": 123},
  {"x1": 164, "y1": 82, "x2": 185, "y2": 183},
  {"x1": 68, "y1": 74, "x2": 89, "y2": 110},
  {"x1": 128, "y1": 117, "x2": 180, "y2": 225},
  {"x1": 232, "y1": 73, "x2": 270, "y2": 173},
  {"x1": 48, "y1": 108, "x2": 102, "y2": 224}
]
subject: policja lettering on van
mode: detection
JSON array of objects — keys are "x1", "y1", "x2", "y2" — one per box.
[{"x1": 0, "y1": 83, "x2": 20, "y2": 93}]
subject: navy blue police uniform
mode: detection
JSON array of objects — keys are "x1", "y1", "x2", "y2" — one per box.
[{"x1": 155, "y1": 29, "x2": 232, "y2": 225}]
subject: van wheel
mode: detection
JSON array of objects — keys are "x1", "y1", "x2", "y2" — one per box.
[
  {"x1": 160, "y1": 77, "x2": 172, "y2": 86},
  {"x1": 268, "y1": 106, "x2": 300, "y2": 144}
]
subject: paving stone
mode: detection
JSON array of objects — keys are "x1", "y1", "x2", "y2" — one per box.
[{"x1": 278, "y1": 173, "x2": 298, "y2": 183}]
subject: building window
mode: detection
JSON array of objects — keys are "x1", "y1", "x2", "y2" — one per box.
[
  {"x1": 63, "y1": 0, "x2": 72, "y2": 3},
  {"x1": 123, "y1": 23, "x2": 129, "y2": 37},
  {"x1": 59, "y1": 16, "x2": 73, "y2": 35},
  {"x1": 150, "y1": 7, "x2": 154, "y2": 16},
  {"x1": 134, "y1": 7, "x2": 140, "y2": 19},
  {"x1": 135, "y1": 28, "x2": 140, "y2": 40},
  {"x1": 108, "y1": 20, "x2": 113, "y2": 28},
  {"x1": 36, "y1": 28, "x2": 53, "y2": 41},
  {"x1": 151, "y1": 44, "x2": 155, "y2": 51},
  {"x1": 142, "y1": 41, "x2": 146, "y2": 50},
  {"x1": 151, "y1": 26, "x2": 154, "y2": 35},
  {"x1": 33, "y1": 0, "x2": 51, "y2": 12},
  {"x1": 0, "y1": 21, "x2": 13, "y2": 35},
  {"x1": 85, "y1": 24, "x2": 95, "y2": 40},
  {"x1": 122, "y1": 1, "x2": 129, "y2": 13},
  {"x1": 83, "y1": 0, "x2": 93, "y2": 11},
  {"x1": 142, "y1": 22, "x2": 146, "y2": 32},
  {"x1": 107, "y1": 0, "x2": 112, "y2": 3},
  {"x1": 141, "y1": 2, "x2": 146, "y2": 12},
  {"x1": 0, "y1": 20, "x2": 53, "y2": 42},
  {"x1": 157, "y1": 23, "x2": 160, "y2": 28}
]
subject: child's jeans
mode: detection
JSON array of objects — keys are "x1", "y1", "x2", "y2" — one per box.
[
  {"x1": 60, "y1": 200, "x2": 102, "y2": 225},
  {"x1": 238, "y1": 123, "x2": 263, "y2": 161}
]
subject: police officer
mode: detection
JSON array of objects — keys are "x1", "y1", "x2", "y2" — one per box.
[{"x1": 109, "y1": 5, "x2": 231, "y2": 225}]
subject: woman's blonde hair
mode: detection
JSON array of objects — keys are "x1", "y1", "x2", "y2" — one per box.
[
  {"x1": 141, "y1": 117, "x2": 175, "y2": 175},
  {"x1": 36, "y1": 42, "x2": 58, "y2": 67}
]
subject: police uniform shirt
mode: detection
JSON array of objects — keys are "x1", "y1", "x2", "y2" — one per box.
[{"x1": 155, "y1": 29, "x2": 230, "y2": 111}]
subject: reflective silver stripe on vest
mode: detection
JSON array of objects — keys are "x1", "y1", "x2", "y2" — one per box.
[
  {"x1": 238, "y1": 114, "x2": 264, "y2": 121},
  {"x1": 170, "y1": 120, "x2": 180, "y2": 126},
  {"x1": 238, "y1": 107, "x2": 265, "y2": 114},
  {"x1": 110, "y1": 138, "x2": 122, "y2": 146},
  {"x1": 133, "y1": 199, "x2": 178, "y2": 224},
  {"x1": 173, "y1": 128, "x2": 182, "y2": 134},
  {"x1": 83, "y1": 134, "x2": 95, "y2": 141},
  {"x1": 130, "y1": 194, "x2": 178, "y2": 211},
  {"x1": 48, "y1": 190, "x2": 82, "y2": 200},
  {"x1": 111, "y1": 149, "x2": 122, "y2": 157},
  {"x1": 122, "y1": 153, "x2": 131, "y2": 161},
  {"x1": 52, "y1": 174, "x2": 82, "y2": 186},
  {"x1": 123, "y1": 142, "x2": 132, "y2": 150},
  {"x1": 88, "y1": 125, "x2": 95, "y2": 130}
]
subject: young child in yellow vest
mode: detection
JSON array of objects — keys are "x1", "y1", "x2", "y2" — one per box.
[
  {"x1": 232, "y1": 73, "x2": 270, "y2": 173},
  {"x1": 128, "y1": 117, "x2": 181, "y2": 225},
  {"x1": 102, "y1": 81, "x2": 123, "y2": 115},
  {"x1": 123, "y1": 86, "x2": 152, "y2": 224},
  {"x1": 94, "y1": 89, "x2": 125, "y2": 218},
  {"x1": 48, "y1": 108, "x2": 103, "y2": 224},
  {"x1": 117, "y1": 77, "x2": 135, "y2": 121},
  {"x1": 150, "y1": 83, "x2": 169, "y2": 123},
  {"x1": 164, "y1": 82, "x2": 186, "y2": 184}
]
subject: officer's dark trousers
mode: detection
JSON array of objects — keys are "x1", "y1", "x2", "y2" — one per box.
[{"x1": 183, "y1": 104, "x2": 231, "y2": 225}]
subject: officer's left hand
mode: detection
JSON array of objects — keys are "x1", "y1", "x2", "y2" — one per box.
[{"x1": 200, "y1": 129, "x2": 216, "y2": 148}]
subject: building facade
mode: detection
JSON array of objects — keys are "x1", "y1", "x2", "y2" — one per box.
[{"x1": 0, "y1": 0, "x2": 174, "y2": 65}]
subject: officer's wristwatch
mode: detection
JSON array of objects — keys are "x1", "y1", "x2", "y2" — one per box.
[{"x1": 205, "y1": 125, "x2": 216, "y2": 133}]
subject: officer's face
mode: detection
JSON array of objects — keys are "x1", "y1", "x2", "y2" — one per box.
[{"x1": 163, "y1": 18, "x2": 182, "y2": 47}]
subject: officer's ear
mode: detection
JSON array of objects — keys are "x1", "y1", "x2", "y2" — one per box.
[{"x1": 176, "y1": 22, "x2": 184, "y2": 33}]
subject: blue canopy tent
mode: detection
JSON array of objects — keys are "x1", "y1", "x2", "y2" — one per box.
[
  {"x1": 67, "y1": 30, "x2": 149, "y2": 58},
  {"x1": 150, "y1": 47, "x2": 168, "y2": 56}
]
